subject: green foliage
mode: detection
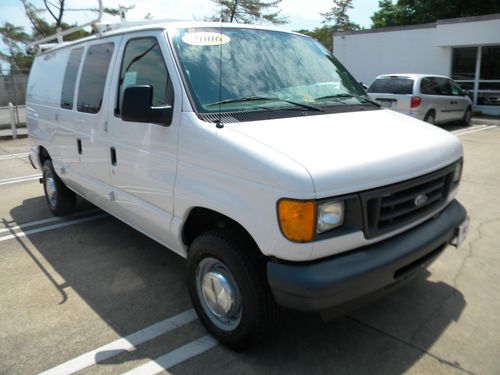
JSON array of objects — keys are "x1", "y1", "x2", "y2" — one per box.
[
  {"x1": 298, "y1": 0, "x2": 360, "y2": 51},
  {"x1": 208, "y1": 0, "x2": 289, "y2": 24},
  {"x1": 372, "y1": 0, "x2": 500, "y2": 28},
  {"x1": 0, "y1": 22, "x2": 33, "y2": 71},
  {"x1": 296, "y1": 26, "x2": 335, "y2": 51}
]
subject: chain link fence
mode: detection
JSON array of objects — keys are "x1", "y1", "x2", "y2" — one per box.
[
  {"x1": 0, "y1": 69, "x2": 29, "y2": 133},
  {"x1": 0, "y1": 69, "x2": 29, "y2": 106}
]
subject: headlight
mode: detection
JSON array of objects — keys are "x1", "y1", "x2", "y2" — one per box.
[
  {"x1": 317, "y1": 200, "x2": 344, "y2": 234},
  {"x1": 453, "y1": 162, "x2": 463, "y2": 183}
]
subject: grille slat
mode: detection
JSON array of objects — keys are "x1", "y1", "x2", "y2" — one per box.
[
  {"x1": 361, "y1": 163, "x2": 457, "y2": 239},
  {"x1": 380, "y1": 179, "x2": 445, "y2": 208},
  {"x1": 379, "y1": 191, "x2": 443, "y2": 222}
]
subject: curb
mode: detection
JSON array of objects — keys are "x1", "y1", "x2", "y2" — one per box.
[{"x1": 471, "y1": 117, "x2": 500, "y2": 126}]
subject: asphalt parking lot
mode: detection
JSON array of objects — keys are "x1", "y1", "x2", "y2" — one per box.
[{"x1": 0, "y1": 122, "x2": 499, "y2": 375}]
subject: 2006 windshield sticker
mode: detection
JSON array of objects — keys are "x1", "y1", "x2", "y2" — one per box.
[{"x1": 182, "y1": 32, "x2": 231, "y2": 46}]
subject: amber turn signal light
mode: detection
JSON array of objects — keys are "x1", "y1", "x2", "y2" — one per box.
[{"x1": 277, "y1": 199, "x2": 316, "y2": 242}]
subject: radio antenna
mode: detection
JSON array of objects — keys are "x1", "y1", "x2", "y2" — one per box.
[{"x1": 216, "y1": 4, "x2": 224, "y2": 129}]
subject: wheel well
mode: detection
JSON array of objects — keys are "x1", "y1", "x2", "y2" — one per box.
[
  {"x1": 182, "y1": 208, "x2": 258, "y2": 250},
  {"x1": 38, "y1": 146, "x2": 51, "y2": 166}
]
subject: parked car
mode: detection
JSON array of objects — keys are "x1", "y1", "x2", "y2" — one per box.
[
  {"x1": 367, "y1": 74, "x2": 472, "y2": 125},
  {"x1": 27, "y1": 22, "x2": 469, "y2": 349}
]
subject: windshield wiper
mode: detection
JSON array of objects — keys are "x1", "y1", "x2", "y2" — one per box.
[
  {"x1": 315, "y1": 93, "x2": 381, "y2": 108},
  {"x1": 206, "y1": 96, "x2": 324, "y2": 112}
]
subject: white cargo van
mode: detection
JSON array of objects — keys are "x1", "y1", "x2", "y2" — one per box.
[{"x1": 26, "y1": 20, "x2": 469, "y2": 349}]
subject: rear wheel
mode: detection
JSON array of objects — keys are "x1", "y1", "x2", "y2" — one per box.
[
  {"x1": 187, "y1": 230, "x2": 282, "y2": 350},
  {"x1": 462, "y1": 107, "x2": 472, "y2": 126},
  {"x1": 424, "y1": 111, "x2": 435, "y2": 125},
  {"x1": 42, "y1": 160, "x2": 76, "y2": 216}
]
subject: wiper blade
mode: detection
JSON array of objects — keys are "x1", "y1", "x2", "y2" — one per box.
[
  {"x1": 315, "y1": 93, "x2": 381, "y2": 108},
  {"x1": 206, "y1": 96, "x2": 324, "y2": 112}
]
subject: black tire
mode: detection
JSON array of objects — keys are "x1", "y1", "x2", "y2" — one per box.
[
  {"x1": 187, "y1": 230, "x2": 282, "y2": 350},
  {"x1": 42, "y1": 160, "x2": 76, "y2": 216},
  {"x1": 462, "y1": 107, "x2": 472, "y2": 126},
  {"x1": 424, "y1": 110, "x2": 436, "y2": 125}
]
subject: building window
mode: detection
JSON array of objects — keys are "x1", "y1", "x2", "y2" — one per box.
[
  {"x1": 480, "y1": 46, "x2": 500, "y2": 80},
  {"x1": 478, "y1": 45, "x2": 500, "y2": 107},
  {"x1": 451, "y1": 47, "x2": 477, "y2": 81}
]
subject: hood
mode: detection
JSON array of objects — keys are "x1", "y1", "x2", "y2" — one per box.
[{"x1": 225, "y1": 109, "x2": 463, "y2": 198}]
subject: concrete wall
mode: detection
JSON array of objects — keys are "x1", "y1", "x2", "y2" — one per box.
[
  {"x1": 333, "y1": 26, "x2": 452, "y2": 86},
  {"x1": 436, "y1": 17, "x2": 500, "y2": 47}
]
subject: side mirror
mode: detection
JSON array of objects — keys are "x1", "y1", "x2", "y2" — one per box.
[
  {"x1": 359, "y1": 81, "x2": 368, "y2": 91},
  {"x1": 121, "y1": 85, "x2": 173, "y2": 126}
]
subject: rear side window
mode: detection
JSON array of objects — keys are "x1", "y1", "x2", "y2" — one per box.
[
  {"x1": 61, "y1": 47, "x2": 83, "y2": 109},
  {"x1": 116, "y1": 37, "x2": 173, "y2": 115},
  {"x1": 368, "y1": 78, "x2": 414, "y2": 94},
  {"x1": 77, "y1": 43, "x2": 114, "y2": 114},
  {"x1": 421, "y1": 77, "x2": 453, "y2": 96},
  {"x1": 420, "y1": 77, "x2": 440, "y2": 95}
]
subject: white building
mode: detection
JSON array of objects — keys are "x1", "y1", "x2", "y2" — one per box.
[{"x1": 333, "y1": 13, "x2": 500, "y2": 115}]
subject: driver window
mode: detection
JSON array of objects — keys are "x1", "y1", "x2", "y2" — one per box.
[{"x1": 116, "y1": 37, "x2": 174, "y2": 116}]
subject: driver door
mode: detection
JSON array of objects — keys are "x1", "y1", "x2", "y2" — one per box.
[{"x1": 106, "y1": 31, "x2": 181, "y2": 249}]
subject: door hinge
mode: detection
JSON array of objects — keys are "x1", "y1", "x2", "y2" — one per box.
[
  {"x1": 109, "y1": 191, "x2": 115, "y2": 201},
  {"x1": 103, "y1": 120, "x2": 108, "y2": 132}
]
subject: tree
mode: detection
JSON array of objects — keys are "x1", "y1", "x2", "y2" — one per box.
[
  {"x1": 297, "y1": 0, "x2": 360, "y2": 51},
  {"x1": 296, "y1": 26, "x2": 335, "y2": 50},
  {"x1": 372, "y1": 0, "x2": 500, "y2": 28},
  {"x1": 321, "y1": 0, "x2": 360, "y2": 30},
  {"x1": 0, "y1": 22, "x2": 33, "y2": 71},
  {"x1": 208, "y1": 0, "x2": 289, "y2": 24}
]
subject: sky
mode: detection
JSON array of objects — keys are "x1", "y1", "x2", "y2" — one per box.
[{"x1": 0, "y1": 0, "x2": 381, "y2": 33}]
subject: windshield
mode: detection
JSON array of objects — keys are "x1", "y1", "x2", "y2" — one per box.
[{"x1": 171, "y1": 27, "x2": 369, "y2": 114}]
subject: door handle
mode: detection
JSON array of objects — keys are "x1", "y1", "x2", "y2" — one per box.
[
  {"x1": 77, "y1": 139, "x2": 82, "y2": 154},
  {"x1": 110, "y1": 147, "x2": 117, "y2": 166}
]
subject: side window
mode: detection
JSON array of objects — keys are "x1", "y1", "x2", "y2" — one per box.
[
  {"x1": 420, "y1": 78, "x2": 439, "y2": 95},
  {"x1": 116, "y1": 37, "x2": 174, "y2": 116},
  {"x1": 435, "y1": 78, "x2": 452, "y2": 96},
  {"x1": 60, "y1": 47, "x2": 83, "y2": 109},
  {"x1": 449, "y1": 80, "x2": 463, "y2": 96},
  {"x1": 77, "y1": 43, "x2": 114, "y2": 114}
]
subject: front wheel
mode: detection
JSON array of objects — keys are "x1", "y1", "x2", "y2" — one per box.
[
  {"x1": 187, "y1": 230, "x2": 282, "y2": 350},
  {"x1": 42, "y1": 160, "x2": 76, "y2": 216}
]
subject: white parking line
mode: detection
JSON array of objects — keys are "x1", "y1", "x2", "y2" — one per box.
[
  {"x1": 453, "y1": 124, "x2": 498, "y2": 136},
  {"x1": 0, "y1": 213, "x2": 107, "y2": 242},
  {"x1": 39, "y1": 310, "x2": 198, "y2": 375},
  {"x1": 0, "y1": 209, "x2": 100, "y2": 234},
  {"x1": 0, "y1": 173, "x2": 42, "y2": 186},
  {"x1": 122, "y1": 335, "x2": 218, "y2": 375},
  {"x1": 0, "y1": 152, "x2": 30, "y2": 160}
]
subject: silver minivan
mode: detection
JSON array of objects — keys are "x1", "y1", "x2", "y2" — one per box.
[{"x1": 368, "y1": 74, "x2": 472, "y2": 125}]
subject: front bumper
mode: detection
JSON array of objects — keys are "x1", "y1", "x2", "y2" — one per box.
[{"x1": 267, "y1": 200, "x2": 467, "y2": 313}]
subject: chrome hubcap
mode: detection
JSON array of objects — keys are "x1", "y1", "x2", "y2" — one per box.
[
  {"x1": 196, "y1": 257, "x2": 241, "y2": 331},
  {"x1": 45, "y1": 173, "x2": 57, "y2": 208}
]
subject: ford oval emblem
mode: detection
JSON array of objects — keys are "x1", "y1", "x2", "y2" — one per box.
[{"x1": 414, "y1": 194, "x2": 429, "y2": 207}]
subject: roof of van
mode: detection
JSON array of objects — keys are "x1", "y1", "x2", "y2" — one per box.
[
  {"x1": 374, "y1": 74, "x2": 452, "y2": 80},
  {"x1": 35, "y1": 21, "x2": 303, "y2": 54}
]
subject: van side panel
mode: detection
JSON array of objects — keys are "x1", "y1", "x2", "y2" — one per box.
[{"x1": 27, "y1": 49, "x2": 71, "y2": 169}]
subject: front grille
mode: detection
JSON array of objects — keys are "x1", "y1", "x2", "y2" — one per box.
[{"x1": 360, "y1": 163, "x2": 457, "y2": 239}]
